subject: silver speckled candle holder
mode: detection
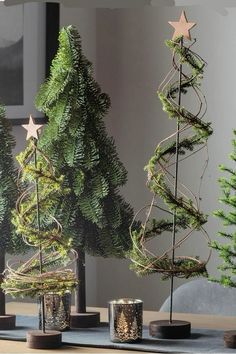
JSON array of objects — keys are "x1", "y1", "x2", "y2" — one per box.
[
  {"x1": 39, "y1": 292, "x2": 71, "y2": 331},
  {"x1": 108, "y1": 298, "x2": 143, "y2": 343}
]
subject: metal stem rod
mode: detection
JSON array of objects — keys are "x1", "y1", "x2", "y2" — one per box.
[
  {"x1": 34, "y1": 138, "x2": 46, "y2": 333},
  {"x1": 75, "y1": 248, "x2": 86, "y2": 313},
  {"x1": 0, "y1": 252, "x2": 5, "y2": 316},
  {"x1": 169, "y1": 37, "x2": 183, "y2": 324}
]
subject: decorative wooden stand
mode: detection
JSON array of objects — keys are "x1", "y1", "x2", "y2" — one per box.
[
  {"x1": 224, "y1": 331, "x2": 236, "y2": 348},
  {"x1": 0, "y1": 314, "x2": 15, "y2": 330},
  {"x1": 27, "y1": 330, "x2": 62, "y2": 349},
  {"x1": 149, "y1": 320, "x2": 191, "y2": 339},
  {"x1": 70, "y1": 312, "x2": 100, "y2": 328}
]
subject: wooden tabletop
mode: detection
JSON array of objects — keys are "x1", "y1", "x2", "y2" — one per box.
[{"x1": 0, "y1": 302, "x2": 235, "y2": 353}]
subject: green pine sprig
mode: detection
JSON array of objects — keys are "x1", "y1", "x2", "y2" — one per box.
[{"x1": 210, "y1": 130, "x2": 236, "y2": 288}]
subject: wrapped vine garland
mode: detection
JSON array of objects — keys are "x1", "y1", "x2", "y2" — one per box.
[
  {"x1": 2, "y1": 116, "x2": 77, "y2": 300},
  {"x1": 129, "y1": 15, "x2": 213, "y2": 280}
]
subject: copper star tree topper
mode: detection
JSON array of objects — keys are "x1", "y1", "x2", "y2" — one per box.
[
  {"x1": 169, "y1": 11, "x2": 196, "y2": 40},
  {"x1": 22, "y1": 115, "x2": 43, "y2": 141}
]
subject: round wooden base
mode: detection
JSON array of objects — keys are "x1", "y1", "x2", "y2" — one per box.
[
  {"x1": 27, "y1": 330, "x2": 62, "y2": 349},
  {"x1": 149, "y1": 320, "x2": 191, "y2": 339},
  {"x1": 0, "y1": 314, "x2": 15, "y2": 330},
  {"x1": 224, "y1": 331, "x2": 236, "y2": 348},
  {"x1": 70, "y1": 312, "x2": 100, "y2": 328}
]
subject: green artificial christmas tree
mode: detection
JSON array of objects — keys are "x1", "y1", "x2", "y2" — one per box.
[
  {"x1": 3, "y1": 116, "x2": 77, "y2": 348},
  {"x1": 210, "y1": 131, "x2": 236, "y2": 348},
  {"x1": 128, "y1": 12, "x2": 213, "y2": 338},
  {"x1": 211, "y1": 130, "x2": 236, "y2": 287},
  {"x1": 0, "y1": 104, "x2": 22, "y2": 329},
  {"x1": 35, "y1": 25, "x2": 134, "y2": 327}
]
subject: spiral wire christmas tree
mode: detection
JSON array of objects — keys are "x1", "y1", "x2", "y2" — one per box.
[
  {"x1": 129, "y1": 33, "x2": 213, "y2": 281},
  {"x1": 3, "y1": 119, "x2": 77, "y2": 330}
]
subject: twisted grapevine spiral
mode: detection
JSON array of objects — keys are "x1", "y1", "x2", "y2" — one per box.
[
  {"x1": 129, "y1": 37, "x2": 213, "y2": 279},
  {"x1": 2, "y1": 139, "x2": 77, "y2": 297}
]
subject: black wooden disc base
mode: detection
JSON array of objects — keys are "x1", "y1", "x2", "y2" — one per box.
[
  {"x1": 0, "y1": 314, "x2": 15, "y2": 330},
  {"x1": 224, "y1": 331, "x2": 236, "y2": 348},
  {"x1": 149, "y1": 320, "x2": 191, "y2": 339},
  {"x1": 70, "y1": 312, "x2": 100, "y2": 328},
  {"x1": 27, "y1": 330, "x2": 62, "y2": 349}
]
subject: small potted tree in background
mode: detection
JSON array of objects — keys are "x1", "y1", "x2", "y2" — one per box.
[
  {"x1": 0, "y1": 104, "x2": 23, "y2": 330},
  {"x1": 35, "y1": 25, "x2": 135, "y2": 328},
  {"x1": 211, "y1": 130, "x2": 236, "y2": 349},
  {"x1": 2, "y1": 116, "x2": 77, "y2": 349}
]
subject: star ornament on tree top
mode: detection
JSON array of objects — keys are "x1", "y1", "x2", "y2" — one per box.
[
  {"x1": 22, "y1": 115, "x2": 43, "y2": 141},
  {"x1": 168, "y1": 11, "x2": 196, "y2": 40}
]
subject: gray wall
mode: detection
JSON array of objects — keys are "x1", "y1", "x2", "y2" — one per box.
[{"x1": 9, "y1": 5, "x2": 236, "y2": 310}]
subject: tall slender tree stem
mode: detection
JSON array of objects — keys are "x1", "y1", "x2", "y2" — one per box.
[
  {"x1": 75, "y1": 248, "x2": 86, "y2": 313},
  {"x1": 169, "y1": 37, "x2": 183, "y2": 324},
  {"x1": 0, "y1": 252, "x2": 5, "y2": 316},
  {"x1": 34, "y1": 138, "x2": 46, "y2": 333}
]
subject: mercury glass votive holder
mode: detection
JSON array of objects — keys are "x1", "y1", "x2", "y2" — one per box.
[
  {"x1": 108, "y1": 298, "x2": 143, "y2": 343},
  {"x1": 39, "y1": 292, "x2": 71, "y2": 331}
]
